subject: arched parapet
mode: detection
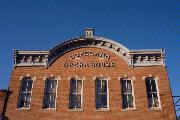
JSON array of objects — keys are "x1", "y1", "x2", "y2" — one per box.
[
  {"x1": 48, "y1": 36, "x2": 131, "y2": 66},
  {"x1": 13, "y1": 29, "x2": 165, "y2": 67}
]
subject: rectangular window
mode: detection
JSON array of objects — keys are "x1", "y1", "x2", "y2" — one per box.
[
  {"x1": 17, "y1": 77, "x2": 33, "y2": 108},
  {"x1": 96, "y1": 78, "x2": 108, "y2": 109},
  {"x1": 121, "y1": 79, "x2": 134, "y2": 109},
  {"x1": 146, "y1": 78, "x2": 160, "y2": 108},
  {"x1": 69, "y1": 78, "x2": 83, "y2": 109},
  {"x1": 42, "y1": 79, "x2": 57, "y2": 109}
]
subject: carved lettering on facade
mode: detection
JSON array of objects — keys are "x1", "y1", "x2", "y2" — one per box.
[
  {"x1": 69, "y1": 51, "x2": 110, "y2": 59},
  {"x1": 64, "y1": 62, "x2": 116, "y2": 68}
]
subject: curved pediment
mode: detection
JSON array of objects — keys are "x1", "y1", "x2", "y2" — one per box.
[
  {"x1": 13, "y1": 29, "x2": 165, "y2": 67},
  {"x1": 48, "y1": 36, "x2": 131, "y2": 66}
]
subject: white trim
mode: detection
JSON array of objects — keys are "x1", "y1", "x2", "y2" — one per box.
[
  {"x1": 68, "y1": 75, "x2": 85, "y2": 81},
  {"x1": 153, "y1": 77, "x2": 161, "y2": 109},
  {"x1": 118, "y1": 75, "x2": 136, "y2": 81}
]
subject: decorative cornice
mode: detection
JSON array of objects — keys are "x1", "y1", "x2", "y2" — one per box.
[
  {"x1": 13, "y1": 49, "x2": 49, "y2": 67},
  {"x1": 13, "y1": 36, "x2": 165, "y2": 67}
]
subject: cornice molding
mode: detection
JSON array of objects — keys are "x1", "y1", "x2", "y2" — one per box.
[{"x1": 13, "y1": 36, "x2": 165, "y2": 67}]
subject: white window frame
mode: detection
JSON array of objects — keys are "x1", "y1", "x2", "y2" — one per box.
[
  {"x1": 121, "y1": 78, "x2": 136, "y2": 110},
  {"x1": 17, "y1": 75, "x2": 36, "y2": 110},
  {"x1": 69, "y1": 77, "x2": 83, "y2": 110},
  {"x1": 95, "y1": 77, "x2": 109, "y2": 110},
  {"x1": 145, "y1": 77, "x2": 161, "y2": 109},
  {"x1": 42, "y1": 76, "x2": 59, "y2": 110}
]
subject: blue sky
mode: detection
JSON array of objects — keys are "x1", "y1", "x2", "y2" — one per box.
[{"x1": 0, "y1": 0, "x2": 180, "y2": 112}]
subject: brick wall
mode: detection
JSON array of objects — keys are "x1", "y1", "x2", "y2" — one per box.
[{"x1": 5, "y1": 47, "x2": 176, "y2": 120}]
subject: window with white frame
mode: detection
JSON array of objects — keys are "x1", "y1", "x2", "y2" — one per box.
[
  {"x1": 42, "y1": 79, "x2": 57, "y2": 109},
  {"x1": 69, "y1": 78, "x2": 83, "y2": 109},
  {"x1": 145, "y1": 78, "x2": 160, "y2": 108},
  {"x1": 96, "y1": 78, "x2": 108, "y2": 109},
  {"x1": 17, "y1": 77, "x2": 33, "y2": 108},
  {"x1": 121, "y1": 79, "x2": 134, "y2": 109}
]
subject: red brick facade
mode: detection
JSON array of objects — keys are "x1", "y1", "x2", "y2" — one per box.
[
  {"x1": 3, "y1": 29, "x2": 176, "y2": 120},
  {"x1": 4, "y1": 47, "x2": 175, "y2": 120}
]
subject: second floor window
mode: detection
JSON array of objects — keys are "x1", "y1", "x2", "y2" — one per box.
[
  {"x1": 96, "y1": 78, "x2": 108, "y2": 109},
  {"x1": 146, "y1": 78, "x2": 160, "y2": 108},
  {"x1": 17, "y1": 77, "x2": 33, "y2": 108},
  {"x1": 121, "y1": 79, "x2": 134, "y2": 109},
  {"x1": 69, "y1": 78, "x2": 83, "y2": 109},
  {"x1": 42, "y1": 79, "x2": 57, "y2": 109}
]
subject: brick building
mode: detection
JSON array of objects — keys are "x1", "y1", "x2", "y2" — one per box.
[{"x1": 2, "y1": 28, "x2": 176, "y2": 120}]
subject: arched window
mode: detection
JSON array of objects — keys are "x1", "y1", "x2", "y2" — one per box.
[{"x1": 17, "y1": 77, "x2": 33, "y2": 108}]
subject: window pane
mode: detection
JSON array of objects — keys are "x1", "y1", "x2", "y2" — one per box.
[
  {"x1": 101, "y1": 80, "x2": 107, "y2": 93},
  {"x1": 122, "y1": 80, "x2": 127, "y2": 93},
  {"x1": 52, "y1": 80, "x2": 57, "y2": 93},
  {"x1": 50, "y1": 94, "x2": 56, "y2": 108},
  {"x1": 148, "y1": 93, "x2": 153, "y2": 107},
  {"x1": 128, "y1": 94, "x2": 134, "y2": 108},
  {"x1": 96, "y1": 94, "x2": 101, "y2": 109},
  {"x1": 76, "y1": 102, "x2": 81, "y2": 108},
  {"x1": 127, "y1": 80, "x2": 132, "y2": 93},
  {"x1": 70, "y1": 94, "x2": 76, "y2": 108},
  {"x1": 96, "y1": 79, "x2": 101, "y2": 93},
  {"x1": 151, "y1": 80, "x2": 157, "y2": 92},
  {"x1": 152, "y1": 93, "x2": 159, "y2": 107},
  {"x1": 43, "y1": 93, "x2": 49, "y2": 108},
  {"x1": 27, "y1": 79, "x2": 33, "y2": 92},
  {"x1": 18, "y1": 93, "x2": 31, "y2": 107},
  {"x1": 76, "y1": 95, "x2": 81, "y2": 108},
  {"x1": 21, "y1": 80, "x2": 28, "y2": 92},
  {"x1": 77, "y1": 80, "x2": 82, "y2": 93},
  {"x1": 43, "y1": 93, "x2": 56, "y2": 108},
  {"x1": 70, "y1": 79, "x2": 76, "y2": 93},
  {"x1": 146, "y1": 80, "x2": 151, "y2": 92},
  {"x1": 101, "y1": 94, "x2": 107, "y2": 108},
  {"x1": 46, "y1": 80, "x2": 57, "y2": 93},
  {"x1": 122, "y1": 94, "x2": 128, "y2": 109},
  {"x1": 46, "y1": 80, "x2": 51, "y2": 93}
]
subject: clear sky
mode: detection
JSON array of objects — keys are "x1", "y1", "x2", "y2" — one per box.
[{"x1": 0, "y1": 0, "x2": 180, "y2": 114}]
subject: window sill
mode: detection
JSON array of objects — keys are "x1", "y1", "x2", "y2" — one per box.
[
  {"x1": 121, "y1": 108, "x2": 138, "y2": 111},
  {"x1": 148, "y1": 107, "x2": 162, "y2": 111},
  {"x1": 68, "y1": 109, "x2": 84, "y2": 112},
  {"x1": 41, "y1": 108, "x2": 57, "y2": 111},
  {"x1": 16, "y1": 107, "x2": 31, "y2": 110},
  {"x1": 96, "y1": 108, "x2": 110, "y2": 112}
]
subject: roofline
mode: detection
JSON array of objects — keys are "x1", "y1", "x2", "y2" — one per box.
[{"x1": 13, "y1": 36, "x2": 165, "y2": 67}]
